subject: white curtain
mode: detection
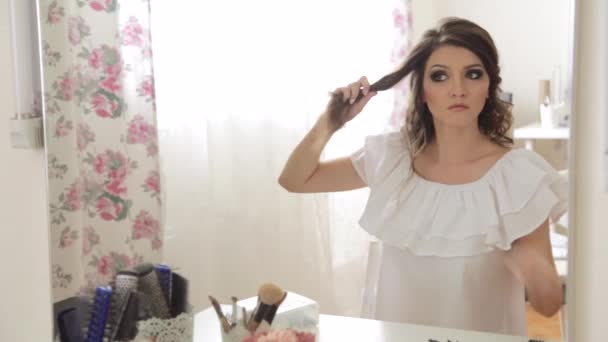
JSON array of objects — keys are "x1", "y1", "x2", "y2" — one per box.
[{"x1": 151, "y1": 0, "x2": 411, "y2": 316}]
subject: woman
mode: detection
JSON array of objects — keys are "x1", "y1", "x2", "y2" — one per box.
[{"x1": 278, "y1": 17, "x2": 566, "y2": 335}]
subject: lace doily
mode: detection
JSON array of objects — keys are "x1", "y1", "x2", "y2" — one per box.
[{"x1": 131, "y1": 313, "x2": 193, "y2": 342}]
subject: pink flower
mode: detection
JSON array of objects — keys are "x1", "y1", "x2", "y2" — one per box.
[
  {"x1": 144, "y1": 171, "x2": 161, "y2": 193},
  {"x1": 132, "y1": 210, "x2": 160, "y2": 240},
  {"x1": 95, "y1": 196, "x2": 123, "y2": 221},
  {"x1": 47, "y1": 3, "x2": 64, "y2": 24},
  {"x1": 94, "y1": 150, "x2": 129, "y2": 177},
  {"x1": 104, "y1": 63, "x2": 122, "y2": 77},
  {"x1": 82, "y1": 226, "x2": 99, "y2": 255},
  {"x1": 142, "y1": 47, "x2": 153, "y2": 59},
  {"x1": 91, "y1": 93, "x2": 118, "y2": 118},
  {"x1": 122, "y1": 17, "x2": 145, "y2": 46},
  {"x1": 100, "y1": 75, "x2": 121, "y2": 93},
  {"x1": 88, "y1": 47, "x2": 104, "y2": 69},
  {"x1": 97, "y1": 255, "x2": 115, "y2": 276},
  {"x1": 393, "y1": 9, "x2": 405, "y2": 30},
  {"x1": 110, "y1": 158, "x2": 128, "y2": 182},
  {"x1": 138, "y1": 78, "x2": 155, "y2": 98},
  {"x1": 62, "y1": 235, "x2": 73, "y2": 247},
  {"x1": 146, "y1": 143, "x2": 159, "y2": 157},
  {"x1": 89, "y1": 0, "x2": 113, "y2": 12},
  {"x1": 66, "y1": 180, "x2": 83, "y2": 211},
  {"x1": 77, "y1": 123, "x2": 95, "y2": 151},
  {"x1": 242, "y1": 329, "x2": 315, "y2": 342},
  {"x1": 105, "y1": 178, "x2": 127, "y2": 196},
  {"x1": 68, "y1": 17, "x2": 90, "y2": 45},
  {"x1": 127, "y1": 115, "x2": 156, "y2": 145},
  {"x1": 94, "y1": 152, "x2": 110, "y2": 174},
  {"x1": 55, "y1": 120, "x2": 71, "y2": 137},
  {"x1": 59, "y1": 75, "x2": 78, "y2": 101}
]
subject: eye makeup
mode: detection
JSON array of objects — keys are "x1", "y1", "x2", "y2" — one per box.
[{"x1": 428, "y1": 68, "x2": 485, "y2": 82}]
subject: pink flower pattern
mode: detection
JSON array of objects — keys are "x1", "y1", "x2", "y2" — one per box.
[
  {"x1": 47, "y1": 2, "x2": 64, "y2": 24},
  {"x1": 55, "y1": 119, "x2": 72, "y2": 137},
  {"x1": 68, "y1": 16, "x2": 90, "y2": 45},
  {"x1": 77, "y1": 123, "x2": 95, "y2": 151},
  {"x1": 91, "y1": 93, "x2": 118, "y2": 118},
  {"x1": 132, "y1": 210, "x2": 161, "y2": 249},
  {"x1": 82, "y1": 226, "x2": 100, "y2": 256},
  {"x1": 58, "y1": 73, "x2": 79, "y2": 101},
  {"x1": 88, "y1": 0, "x2": 114, "y2": 12},
  {"x1": 95, "y1": 196, "x2": 124, "y2": 221},
  {"x1": 121, "y1": 17, "x2": 145, "y2": 46},
  {"x1": 65, "y1": 179, "x2": 84, "y2": 211},
  {"x1": 144, "y1": 171, "x2": 160, "y2": 194},
  {"x1": 127, "y1": 115, "x2": 159, "y2": 156},
  {"x1": 45, "y1": 0, "x2": 162, "y2": 301},
  {"x1": 127, "y1": 115, "x2": 156, "y2": 144},
  {"x1": 242, "y1": 329, "x2": 316, "y2": 342},
  {"x1": 137, "y1": 77, "x2": 155, "y2": 100}
]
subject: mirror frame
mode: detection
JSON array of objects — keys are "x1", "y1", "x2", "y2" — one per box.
[{"x1": 566, "y1": 0, "x2": 580, "y2": 341}]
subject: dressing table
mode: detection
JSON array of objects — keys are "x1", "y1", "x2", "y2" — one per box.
[{"x1": 194, "y1": 305, "x2": 561, "y2": 342}]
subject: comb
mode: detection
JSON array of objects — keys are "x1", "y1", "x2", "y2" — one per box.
[
  {"x1": 154, "y1": 263, "x2": 173, "y2": 307},
  {"x1": 135, "y1": 263, "x2": 171, "y2": 319},
  {"x1": 85, "y1": 286, "x2": 113, "y2": 342},
  {"x1": 106, "y1": 270, "x2": 139, "y2": 341}
]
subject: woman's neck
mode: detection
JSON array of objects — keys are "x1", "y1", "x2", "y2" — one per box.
[{"x1": 425, "y1": 124, "x2": 491, "y2": 164}]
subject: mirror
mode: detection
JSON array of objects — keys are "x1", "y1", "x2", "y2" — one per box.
[{"x1": 40, "y1": 0, "x2": 577, "y2": 340}]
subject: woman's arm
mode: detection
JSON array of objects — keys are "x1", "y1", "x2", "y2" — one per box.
[
  {"x1": 504, "y1": 219, "x2": 563, "y2": 317},
  {"x1": 278, "y1": 77, "x2": 376, "y2": 193}
]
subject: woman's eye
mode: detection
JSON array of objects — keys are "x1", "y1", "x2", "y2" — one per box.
[
  {"x1": 467, "y1": 69, "x2": 484, "y2": 80},
  {"x1": 430, "y1": 71, "x2": 448, "y2": 82}
]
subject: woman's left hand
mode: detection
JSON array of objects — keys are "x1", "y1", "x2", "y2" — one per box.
[{"x1": 504, "y1": 219, "x2": 563, "y2": 317}]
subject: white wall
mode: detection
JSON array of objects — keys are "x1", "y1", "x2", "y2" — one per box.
[
  {"x1": 0, "y1": 0, "x2": 53, "y2": 340},
  {"x1": 572, "y1": 0, "x2": 608, "y2": 340}
]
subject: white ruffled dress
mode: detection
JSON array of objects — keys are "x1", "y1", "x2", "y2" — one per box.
[{"x1": 350, "y1": 131, "x2": 568, "y2": 336}]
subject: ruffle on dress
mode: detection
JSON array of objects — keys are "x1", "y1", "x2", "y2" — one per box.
[{"x1": 350, "y1": 132, "x2": 568, "y2": 257}]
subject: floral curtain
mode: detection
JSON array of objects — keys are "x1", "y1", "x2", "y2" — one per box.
[
  {"x1": 389, "y1": 0, "x2": 413, "y2": 129},
  {"x1": 41, "y1": 0, "x2": 162, "y2": 302}
]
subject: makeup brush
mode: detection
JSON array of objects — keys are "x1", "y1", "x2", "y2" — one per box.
[
  {"x1": 208, "y1": 295, "x2": 232, "y2": 333},
  {"x1": 259, "y1": 283, "x2": 287, "y2": 325},
  {"x1": 230, "y1": 296, "x2": 239, "y2": 325},
  {"x1": 247, "y1": 283, "x2": 287, "y2": 332}
]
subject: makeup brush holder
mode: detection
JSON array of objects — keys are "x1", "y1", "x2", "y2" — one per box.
[
  {"x1": 219, "y1": 311, "x2": 271, "y2": 342},
  {"x1": 132, "y1": 312, "x2": 194, "y2": 342},
  {"x1": 217, "y1": 291, "x2": 320, "y2": 342}
]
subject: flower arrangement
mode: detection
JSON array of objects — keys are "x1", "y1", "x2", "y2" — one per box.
[{"x1": 241, "y1": 329, "x2": 316, "y2": 342}]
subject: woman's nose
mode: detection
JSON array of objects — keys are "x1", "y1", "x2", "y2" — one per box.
[{"x1": 450, "y1": 77, "x2": 467, "y2": 97}]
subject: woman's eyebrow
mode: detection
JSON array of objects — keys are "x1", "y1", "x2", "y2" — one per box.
[{"x1": 429, "y1": 63, "x2": 484, "y2": 69}]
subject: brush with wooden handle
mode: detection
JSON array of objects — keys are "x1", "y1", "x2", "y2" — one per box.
[{"x1": 247, "y1": 283, "x2": 287, "y2": 333}]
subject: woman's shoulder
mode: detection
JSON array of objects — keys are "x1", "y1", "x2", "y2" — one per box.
[
  {"x1": 350, "y1": 130, "x2": 411, "y2": 187},
  {"x1": 363, "y1": 130, "x2": 406, "y2": 149}
]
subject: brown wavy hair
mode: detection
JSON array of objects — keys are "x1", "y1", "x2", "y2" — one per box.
[{"x1": 328, "y1": 17, "x2": 513, "y2": 158}]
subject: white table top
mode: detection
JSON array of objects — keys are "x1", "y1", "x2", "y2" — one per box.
[{"x1": 194, "y1": 306, "x2": 562, "y2": 342}]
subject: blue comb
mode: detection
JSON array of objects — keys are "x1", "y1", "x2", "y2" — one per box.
[
  {"x1": 85, "y1": 286, "x2": 113, "y2": 342},
  {"x1": 154, "y1": 263, "x2": 173, "y2": 306}
]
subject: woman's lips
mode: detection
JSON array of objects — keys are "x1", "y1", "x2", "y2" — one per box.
[{"x1": 448, "y1": 104, "x2": 469, "y2": 111}]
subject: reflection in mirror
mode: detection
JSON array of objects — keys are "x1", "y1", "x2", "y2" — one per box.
[{"x1": 40, "y1": 0, "x2": 576, "y2": 341}]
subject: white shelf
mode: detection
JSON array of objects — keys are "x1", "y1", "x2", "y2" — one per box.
[{"x1": 513, "y1": 122, "x2": 570, "y2": 140}]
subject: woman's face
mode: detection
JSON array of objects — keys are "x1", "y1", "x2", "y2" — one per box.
[{"x1": 422, "y1": 45, "x2": 490, "y2": 129}]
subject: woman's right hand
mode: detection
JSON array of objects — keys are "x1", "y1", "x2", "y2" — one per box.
[{"x1": 324, "y1": 76, "x2": 377, "y2": 131}]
